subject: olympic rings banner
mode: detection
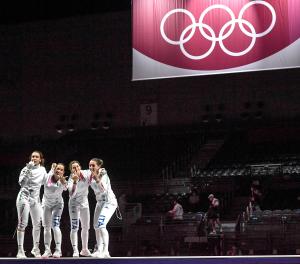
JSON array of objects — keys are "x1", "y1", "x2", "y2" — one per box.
[{"x1": 132, "y1": 0, "x2": 300, "y2": 80}]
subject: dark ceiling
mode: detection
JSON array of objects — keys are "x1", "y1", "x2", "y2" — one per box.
[{"x1": 0, "y1": 0, "x2": 131, "y2": 25}]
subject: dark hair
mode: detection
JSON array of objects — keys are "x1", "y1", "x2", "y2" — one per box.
[
  {"x1": 90, "y1": 158, "x2": 104, "y2": 167},
  {"x1": 69, "y1": 160, "x2": 81, "y2": 171},
  {"x1": 29, "y1": 150, "x2": 45, "y2": 166},
  {"x1": 56, "y1": 163, "x2": 65, "y2": 170}
]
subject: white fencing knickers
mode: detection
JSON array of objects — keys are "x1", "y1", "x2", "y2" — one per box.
[
  {"x1": 16, "y1": 192, "x2": 42, "y2": 252},
  {"x1": 42, "y1": 202, "x2": 64, "y2": 252}
]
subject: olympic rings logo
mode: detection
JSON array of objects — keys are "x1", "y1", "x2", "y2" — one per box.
[{"x1": 160, "y1": 1, "x2": 276, "y2": 60}]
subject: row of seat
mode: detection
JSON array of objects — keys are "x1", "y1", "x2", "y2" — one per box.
[{"x1": 192, "y1": 164, "x2": 300, "y2": 178}]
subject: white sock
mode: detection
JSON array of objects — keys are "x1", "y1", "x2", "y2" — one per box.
[
  {"x1": 81, "y1": 228, "x2": 89, "y2": 250},
  {"x1": 17, "y1": 230, "x2": 25, "y2": 251},
  {"x1": 70, "y1": 231, "x2": 78, "y2": 252},
  {"x1": 53, "y1": 227, "x2": 62, "y2": 252},
  {"x1": 44, "y1": 228, "x2": 52, "y2": 250},
  {"x1": 99, "y1": 228, "x2": 109, "y2": 253},
  {"x1": 32, "y1": 227, "x2": 40, "y2": 249},
  {"x1": 95, "y1": 229, "x2": 103, "y2": 252}
]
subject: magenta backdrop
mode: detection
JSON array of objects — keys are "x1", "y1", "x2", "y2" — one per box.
[{"x1": 132, "y1": 0, "x2": 300, "y2": 79}]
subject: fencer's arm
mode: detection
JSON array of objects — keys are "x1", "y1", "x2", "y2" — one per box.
[
  {"x1": 59, "y1": 176, "x2": 68, "y2": 190},
  {"x1": 68, "y1": 174, "x2": 79, "y2": 197},
  {"x1": 18, "y1": 162, "x2": 34, "y2": 186},
  {"x1": 44, "y1": 162, "x2": 56, "y2": 183},
  {"x1": 95, "y1": 168, "x2": 108, "y2": 192}
]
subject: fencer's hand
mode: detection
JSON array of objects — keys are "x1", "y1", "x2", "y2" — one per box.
[
  {"x1": 99, "y1": 168, "x2": 105, "y2": 176},
  {"x1": 59, "y1": 175, "x2": 67, "y2": 184},
  {"x1": 73, "y1": 167, "x2": 81, "y2": 176},
  {"x1": 26, "y1": 161, "x2": 35, "y2": 169},
  {"x1": 51, "y1": 163, "x2": 57, "y2": 171},
  {"x1": 71, "y1": 173, "x2": 79, "y2": 183}
]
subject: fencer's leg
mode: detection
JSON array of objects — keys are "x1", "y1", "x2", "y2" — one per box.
[
  {"x1": 16, "y1": 199, "x2": 30, "y2": 258},
  {"x1": 69, "y1": 204, "x2": 79, "y2": 257},
  {"x1": 52, "y1": 227, "x2": 62, "y2": 257},
  {"x1": 30, "y1": 202, "x2": 42, "y2": 257},
  {"x1": 42, "y1": 206, "x2": 52, "y2": 256},
  {"x1": 80, "y1": 207, "x2": 91, "y2": 256},
  {"x1": 52, "y1": 204, "x2": 63, "y2": 256},
  {"x1": 99, "y1": 227, "x2": 110, "y2": 256},
  {"x1": 70, "y1": 230, "x2": 79, "y2": 257},
  {"x1": 98, "y1": 204, "x2": 117, "y2": 257},
  {"x1": 93, "y1": 203, "x2": 103, "y2": 252},
  {"x1": 52, "y1": 214, "x2": 62, "y2": 254},
  {"x1": 17, "y1": 230, "x2": 25, "y2": 252},
  {"x1": 95, "y1": 229, "x2": 102, "y2": 251}
]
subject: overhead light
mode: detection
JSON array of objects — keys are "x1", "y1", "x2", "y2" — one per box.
[
  {"x1": 55, "y1": 124, "x2": 64, "y2": 134},
  {"x1": 91, "y1": 121, "x2": 100, "y2": 130},
  {"x1": 102, "y1": 121, "x2": 111, "y2": 130},
  {"x1": 215, "y1": 113, "x2": 223, "y2": 122},
  {"x1": 67, "y1": 124, "x2": 75, "y2": 132},
  {"x1": 202, "y1": 115, "x2": 209, "y2": 123}
]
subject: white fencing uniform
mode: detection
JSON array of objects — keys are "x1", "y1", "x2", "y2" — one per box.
[
  {"x1": 90, "y1": 169, "x2": 117, "y2": 257},
  {"x1": 16, "y1": 164, "x2": 47, "y2": 255},
  {"x1": 42, "y1": 171, "x2": 67, "y2": 256},
  {"x1": 68, "y1": 170, "x2": 92, "y2": 255}
]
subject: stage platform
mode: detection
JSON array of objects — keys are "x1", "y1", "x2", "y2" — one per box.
[{"x1": 1, "y1": 256, "x2": 300, "y2": 264}]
